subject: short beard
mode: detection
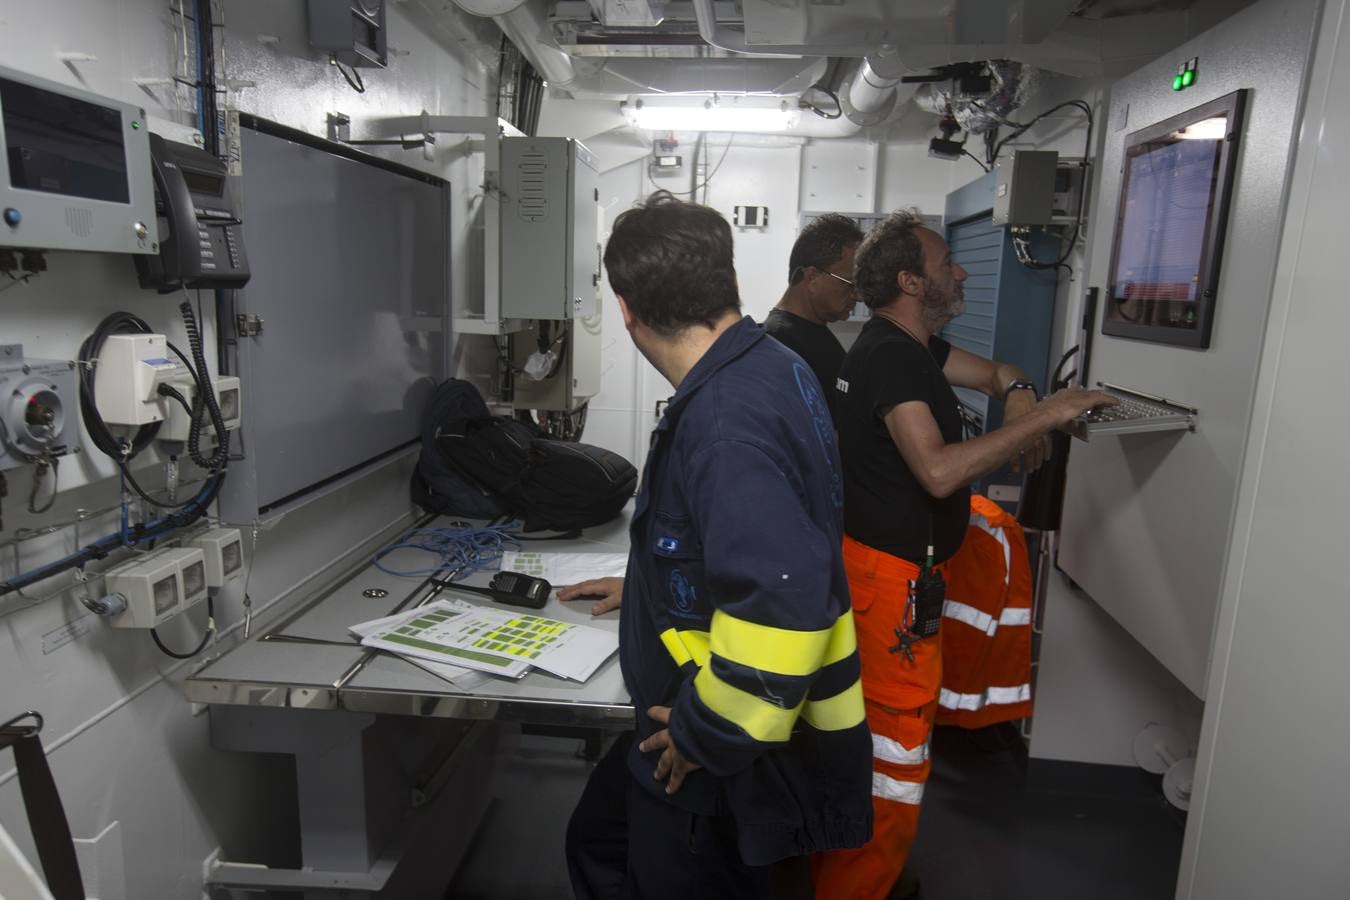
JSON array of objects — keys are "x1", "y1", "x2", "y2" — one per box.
[{"x1": 921, "y1": 282, "x2": 965, "y2": 329}]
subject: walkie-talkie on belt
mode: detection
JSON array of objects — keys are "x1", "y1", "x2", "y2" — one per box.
[{"x1": 891, "y1": 517, "x2": 945, "y2": 663}]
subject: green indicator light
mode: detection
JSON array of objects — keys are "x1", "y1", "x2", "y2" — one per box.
[
  {"x1": 1172, "y1": 75, "x2": 1184, "y2": 91},
  {"x1": 1182, "y1": 69, "x2": 1195, "y2": 88},
  {"x1": 131, "y1": 120, "x2": 141, "y2": 129}
]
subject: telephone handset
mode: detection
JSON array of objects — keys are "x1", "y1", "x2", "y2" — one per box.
[{"x1": 135, "y1": 133, "x2": 250, "y2": 292}]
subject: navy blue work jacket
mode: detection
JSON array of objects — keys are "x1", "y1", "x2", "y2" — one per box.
[{"x1": 619, "y1": 316, "x2": 872, "y2": 866}]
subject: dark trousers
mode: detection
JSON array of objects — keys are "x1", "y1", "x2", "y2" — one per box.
[{"x1": 566, "y1": 732, "x2": 812, "y2": 900}]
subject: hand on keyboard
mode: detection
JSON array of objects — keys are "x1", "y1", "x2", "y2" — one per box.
[{"x1": 1042, "y1": 387, "x2": 1120, "y2": 427}]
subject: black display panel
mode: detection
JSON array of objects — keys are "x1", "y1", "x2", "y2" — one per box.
[
  {"x1": 0, "y1": 76, "x2": 130, "y2": 204},
  {"x1": 1103, "y1": 90, "x2": 1248, "y2": 349}
]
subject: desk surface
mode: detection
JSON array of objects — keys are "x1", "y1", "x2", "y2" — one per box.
[{"x1": 186, "y1": 512, "x2": 635, "y2": 726}]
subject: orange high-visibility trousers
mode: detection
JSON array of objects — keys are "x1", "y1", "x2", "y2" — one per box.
[{"x1": 813, "y1": 536, "x2": 942, "y2": 900}]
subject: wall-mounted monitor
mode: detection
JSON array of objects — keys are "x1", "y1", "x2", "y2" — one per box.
[
  {"x1": 0, "y1": 64, "x2": 157, "y2": 255},
  {"x1": 1102, "y1": 89, "x2": 1248, "y2": 349}
]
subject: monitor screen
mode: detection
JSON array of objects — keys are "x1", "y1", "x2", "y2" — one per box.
[
  {"x1": 236, "y1": 116, "x2": 449, "y2": 512},
  {"x1": 1103, "y1": 90, "x2": 1248, "y2": 349},
  {"x1": 0, "y1": 75, "x2": 130, "y2": 204}
]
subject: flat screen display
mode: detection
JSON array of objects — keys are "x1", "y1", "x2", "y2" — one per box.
[
  {"x1": 0, "y1": 76, "x2": 130, "y2": 204},
  {"x1": 236, "y1": 116, "x2": 449, "y2": 511},
  {"x1": 1103, "y1": 90, "x2": 1248, "y2": 349}
]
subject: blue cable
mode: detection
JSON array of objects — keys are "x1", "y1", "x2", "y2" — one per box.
[
  {"x1": 192, "y1": 0, "x2": 206, "y2": 137},
  {"x1": 0, "y1": 474, "x2": 222, "y2": 595},
  {"x1": 373, "y1": 526, "x2": 523, "y2": 580}
]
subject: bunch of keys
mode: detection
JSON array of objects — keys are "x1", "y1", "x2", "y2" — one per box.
[{"x1": 890, "y1": 625, "x2": 918, "y2": 663}]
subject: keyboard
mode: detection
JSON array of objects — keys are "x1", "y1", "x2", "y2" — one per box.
[{"x1": 1063, "y1": 383, "x2": 1197, "y2": 442}]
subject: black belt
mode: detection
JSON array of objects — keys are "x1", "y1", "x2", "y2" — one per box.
[{"x1": 0, "y1": 711, "x2": 85, "y2": 900}]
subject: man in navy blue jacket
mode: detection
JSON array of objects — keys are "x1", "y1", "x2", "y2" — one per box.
[{"x1": 564, "y1": 191, "x2": 872, "y2": 899}]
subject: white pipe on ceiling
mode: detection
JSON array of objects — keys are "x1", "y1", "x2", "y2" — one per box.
[{"x1": 690, "y1": 0, "x2": 871, "y2": 57}]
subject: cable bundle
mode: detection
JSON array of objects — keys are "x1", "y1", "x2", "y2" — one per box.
[{"x1": 373, "y1": 526, "x2": 522, "y2": 580}]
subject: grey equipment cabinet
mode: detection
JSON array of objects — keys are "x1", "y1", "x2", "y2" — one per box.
[{"x1": 499, "y1": 137, "x2": 599, "y2": 320}]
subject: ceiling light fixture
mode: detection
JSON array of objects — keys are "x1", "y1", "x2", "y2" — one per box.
[{"x1": 623, "y1": 95, "x2": 798, "y2": 134}]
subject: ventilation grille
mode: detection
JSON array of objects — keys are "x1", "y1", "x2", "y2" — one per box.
[{"x1": 65, "y1": 207, "x2": 93, "y2": 237}]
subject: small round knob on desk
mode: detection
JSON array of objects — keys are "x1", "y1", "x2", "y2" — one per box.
[{"x1": 2, "y1": 207, "x2": 20, "y2": 227}]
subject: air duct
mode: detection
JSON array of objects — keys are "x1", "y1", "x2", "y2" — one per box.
[
  {"x1": 690, "y1": 0, "x2": 871, "y2": 58},
  {"x1": 452, "y1": 0, "x2": 578, "y2": 90}
]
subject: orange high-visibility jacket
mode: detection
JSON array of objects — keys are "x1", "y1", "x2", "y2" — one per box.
[{"x1": 936, "y1": 495, "x2": 1034, "y2": 728}]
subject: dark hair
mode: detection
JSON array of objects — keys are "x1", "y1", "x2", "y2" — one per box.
[
  {"x1": 604, "y1": 191, "x2": 740, "y2": 336},
  {"x1": 788, "y1": 214, "x2": 865, "y2": 285},
  {"x1": 854, "y1": 208, "x2": 927, "y2": 310}
]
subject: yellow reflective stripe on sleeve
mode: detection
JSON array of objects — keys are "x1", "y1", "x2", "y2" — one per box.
[
  {"x1": 821, "y1": 612, "x2": 859, "y2": 667},
  {"x1": 659, "y1": 628, "x2": 710, "y2": 669},
  {"x1": 801, "y1": 679, "x2": 865, "y2": 731},
  {"x1": 708, "y1": 610, "x2": 856, "y2": 677},
  {"x1": 693, "y1": 665, "x2": 802, "y2": 743}
]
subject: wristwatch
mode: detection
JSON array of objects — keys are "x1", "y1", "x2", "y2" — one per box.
[{"x1": 1004, "y1": 378, "x2": 1039, "y2": 400}]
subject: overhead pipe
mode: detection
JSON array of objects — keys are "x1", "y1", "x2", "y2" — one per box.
[
  {"x1": 839, "y1": 54, "x2": 919, "y2": 126},
  {"x1": 452, "y1": 0, "x2": 579, "y2": 90},
  {"x1": 690, "y1": 0, "x2": 871, "y2": 58}
]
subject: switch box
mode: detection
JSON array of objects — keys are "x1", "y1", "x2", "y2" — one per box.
[
  {"x1": 106, "y1": 546, "x2": 208, "y2": 629},
  {"x1": 92, "y1": 334, "x2": 185, "y2": 426},
  {"x1": 184, "y1": 527, "x2": 244, "y2": 587},
  {"x1": 159, "y1": 375, "x2": 242, "y2": 443},
  {"x1": 992, "y1": 150, "x2": 1059, "y2": 226},
  {"x1": 499, "y1": 137, "x2": 599, "y2": 320},
  {"x1": 0, "y1": 344, "x2": 81, "y2": 472}
]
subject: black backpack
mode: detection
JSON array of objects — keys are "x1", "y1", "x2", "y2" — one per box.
[
  {"x1": 413, "y1": 379, "x2": 637, "y2": 531},
  {"x1": 410, "y1": 379, "x2": 511, "y2": 519}
]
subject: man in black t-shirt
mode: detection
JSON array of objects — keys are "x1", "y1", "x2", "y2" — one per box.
[
  {"x1": 815, "y1": 210, "x2": 1115, "y2": 900},
  {"x1": 764, "y1": 214, "x2": 864, "y2": 417}
]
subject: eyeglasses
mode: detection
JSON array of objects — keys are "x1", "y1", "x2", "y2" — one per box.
[{"x1": 821, "y1": 270, "x2": 855, "y2": 288}]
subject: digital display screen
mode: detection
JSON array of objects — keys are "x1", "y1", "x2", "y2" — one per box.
[
  {"x1": 1103, "y1": 91, "x2": 1247, "y2": 349},
  {"x1": 183, "y1": 169, "x2": 224, "y2": 197},
  {"x1": 1, "y1": 76, "x2": 130, "y2": 204}
]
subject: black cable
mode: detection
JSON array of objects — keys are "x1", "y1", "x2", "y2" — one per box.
[
  {"x1": 150, "y1": 596, "x2": 214, "y2": 659},
  {"x1": 647, "y1": 135, "x2": 735, "y2": 197},
  {"x1": 27, "y1": 456, "x2": 57, "y2": 514},
  {"x1": 158, "y1": 384, "x2": 193, "y2": 419},
  {"x1": 178, "y1": 299, "x2": 229, "y2": 473},
  {"x1": 194, "y1": 0, "x2": 218, "y2": 155},
  {"x1": 336, "y1": 60, "x2": 366, "y2": 94},
  {"x1": 962, "y1": 148, "x2": 990, "y2": 172},
  {"x1": 801, "y1": 88, "x2": 843, "y2": 120}
]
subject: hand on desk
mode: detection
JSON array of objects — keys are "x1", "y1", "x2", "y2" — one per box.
[
  {"x1": 640, "y1": 705, "x2": 701, "y2": 795},
  {"x1": 558, "y1": 576, "x2": 624, "y2": 616}
]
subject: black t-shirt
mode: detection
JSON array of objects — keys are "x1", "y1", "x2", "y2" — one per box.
[
  {"x1": 836, "y1": 317, "x2": 969, "y2": 565},
  {"x1": 764, "y1": 308, "x2": 845, "y2": 418}
]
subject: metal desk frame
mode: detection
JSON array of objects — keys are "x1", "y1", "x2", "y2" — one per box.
[{"x1": 188, "y1": 513, "x2": 633, "y2": 898}]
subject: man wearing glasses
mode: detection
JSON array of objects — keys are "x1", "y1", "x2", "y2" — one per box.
[{"x1": 764, "y1": 214, "x2": 865, "y2": 418}]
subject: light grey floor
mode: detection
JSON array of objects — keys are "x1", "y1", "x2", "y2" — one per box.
[{"x1": 445, "y1": 727, "x2": 603, "y2": 899}]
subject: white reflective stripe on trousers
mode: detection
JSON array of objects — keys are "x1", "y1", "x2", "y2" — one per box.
[
  {"x1": 938, "y1": 683, "x2": 1031, "y2": 712},
  {"x1": 872, "y1": 732, "x2": 928, "y2": 766},
  {"x1": 942, "y1": 599, "x2": 1032, "y2": 636},
  {"x1": 871, "y1": 771, "x2": 926, "y2": 805},
  {"x1": 969, "y1": 512, "x2": 1013, "y2": 585}
]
